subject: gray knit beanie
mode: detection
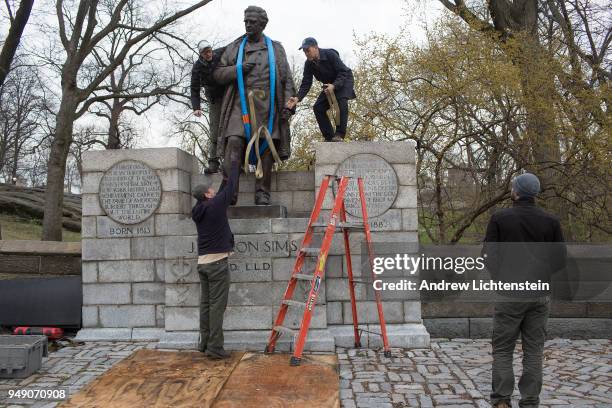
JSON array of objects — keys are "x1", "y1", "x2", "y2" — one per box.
[
  {"x1": 512, "y1": 173, "x2": 540, "y2": 198},
  {"x1": 192, "y1": 181, "x2": 212, "y2": 200}
]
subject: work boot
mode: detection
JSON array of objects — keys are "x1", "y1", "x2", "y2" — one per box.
[
  {"x1": 494, "y1": 402, "x2": 511, "y2": 408},
  {"x1": 254, "y1": 191, "x2": 270, "y2": 206},
  {"x1": 331, "y1": 134, "x2": 344, "y2": 142},
  {"x1": 204, "y1": 159, "x2": 220, "y2": 174},
  {"x1": 205, "y1": 349, "x2": 231, "y2": 359}
]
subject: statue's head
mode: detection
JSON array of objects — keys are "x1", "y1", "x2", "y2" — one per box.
[{"x1": 244, "y1": 6, "x2": 268, "y2": 39}]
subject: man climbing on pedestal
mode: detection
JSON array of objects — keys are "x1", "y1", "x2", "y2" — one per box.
[
  {"x1": 287, "y1": 37, "x2": 356, "y2": 142},
  {"x1": 213, "y1": 5, "x2": 296, "y2": 206},
  {"x1": 191, "y1": 40, "x2": 226, "y2": 174}
]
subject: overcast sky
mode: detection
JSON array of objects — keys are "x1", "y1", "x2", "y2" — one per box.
[{"x1": 187, "y1": 0, "x2": 444, "y2": 65}]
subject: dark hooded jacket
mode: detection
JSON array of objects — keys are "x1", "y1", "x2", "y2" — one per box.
[
  {"x1": 190, "y1": 46, "x2": 226, "y2": 109},
  {"x1": 191, "y1": 162, "x2": 238, "y2": 255},
  {"x1": 296, "y1": 48, "x2": 356, "y2": 101}
]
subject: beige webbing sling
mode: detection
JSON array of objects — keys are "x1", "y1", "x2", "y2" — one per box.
[
  {"x1": 325, "y1": 87, "x2": 341, "y2": 131},
  {"x1": 244, "y1": 89, "x2": 283, "y2": 179}
]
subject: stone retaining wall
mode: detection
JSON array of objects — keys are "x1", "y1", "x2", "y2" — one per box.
[{"x1": 0, "y1": 240, "x2": 81, "y2": 279}]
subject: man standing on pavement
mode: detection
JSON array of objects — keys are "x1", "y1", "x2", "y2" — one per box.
[
  {"x1": 483, "y1": 173, "x2": 566, "y2": 408},
  {"x1": 191, "y1": 40, "x2": 226, "y2": 174},
  {"x1": 191, "y1": 153, "x2": 239, "y2": 359},
  {"x1": 287, "y1": 37, "x2": 356, "y2": 142}
]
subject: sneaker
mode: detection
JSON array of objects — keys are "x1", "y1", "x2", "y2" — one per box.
[
  {"x1": 331, "y1": 135, "x2": 344, "y2": 142},
  {"x1": 205, "y1": 349, "x2": 232, "y2": 359},
  {"x1": 204, "y1": 159, "x2": 220, "y2": 174}
]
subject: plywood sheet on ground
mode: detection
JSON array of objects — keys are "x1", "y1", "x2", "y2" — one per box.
[
  {"x1": 59, "y1": 349, "x2": 244, "y2": 408},
  {"x1": 213, "y1": 353, "x2": 339, "y2": 408}
]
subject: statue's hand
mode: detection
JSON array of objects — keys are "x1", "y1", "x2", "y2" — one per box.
[{"x1": 242, "y1": 62, "x2": 256, "y2": 74}]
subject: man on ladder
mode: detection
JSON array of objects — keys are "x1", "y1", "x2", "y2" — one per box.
[{"x1": 287, "y1": 37, "x2": 356, "y2": 142}]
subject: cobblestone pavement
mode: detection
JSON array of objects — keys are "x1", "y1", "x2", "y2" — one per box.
[
  {"x1": 0, "y1": 341, "x2": 156, "y2": 408},
  {"x1": 339, "y1": 339, "x2": 611, "y2": 408},
  {"x1": 0, "y1": 339, "x2": 609, "y2": 407}
]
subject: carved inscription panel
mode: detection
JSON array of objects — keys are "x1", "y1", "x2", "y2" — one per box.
[
  {"x1": 99, "y1": 160, "x2": 162, "y2": 224},
  {"x1": 335, "y1": 153, "x2": 398, "y2": 217}
]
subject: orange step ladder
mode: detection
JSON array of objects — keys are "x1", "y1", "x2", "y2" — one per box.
[{"x1": 265, "y1": 175, "x2": 391, "y2": 366}]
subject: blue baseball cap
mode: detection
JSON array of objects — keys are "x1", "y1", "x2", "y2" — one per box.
[{"x1": 299, "y1": 37, "x2": 318, "y2": 50}]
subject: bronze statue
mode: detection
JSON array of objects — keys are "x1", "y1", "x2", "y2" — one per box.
[{"x1": 214, "y1": 5, "x2": 296, "y2": 205}]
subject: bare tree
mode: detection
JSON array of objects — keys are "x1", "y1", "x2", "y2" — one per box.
[
  {"x1": 0, "y1": 62, "x2": 43, "y2": 183},
  {"x1": 87, "y1": 23, "x2": 192, "y2": 149},
  {"x1": 39, "y1": 0, "x2": 213, "y2": 240},
  {"x1": 351, "y1": 9, "x2": 608, "y2": 243},
  {"x1": 0, "y1": 0, "x2": 34, "y2": 86},
  {"x1": 436, "y1": 1, "x2": 561, "y2": 185}
]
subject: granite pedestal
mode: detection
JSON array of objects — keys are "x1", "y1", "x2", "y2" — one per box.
[{"x1": 76, "y1": 143, "x2": 430, "y2": 351}]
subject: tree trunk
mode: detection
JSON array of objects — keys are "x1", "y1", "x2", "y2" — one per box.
[
  {"x1": 434, "y1": 155, "x2": 445, "y2": 244},
  {"x1": 106, "y1": 98, "x2": 122, "y2": 149},
  {"x1": 41, "y1": 94, "x2": 77, "y2": 241},
  {"x1": 0, "y1": 0, "x2": 34, "y2": 86}
]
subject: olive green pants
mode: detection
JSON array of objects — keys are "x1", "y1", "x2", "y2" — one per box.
[
  {"x1": 197, "y1": 259, "x2": 230, "y2": 353},
  {"x1": 491, "y1": 298, "x2": 550, "y2": 408}
]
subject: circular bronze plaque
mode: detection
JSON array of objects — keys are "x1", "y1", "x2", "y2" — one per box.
[
  {"x1": 335, "y1": 153, "x2": 398, "y2": 217},
  {"x1": 99, "y1": 160, "x2": 162, "y2": 224}
]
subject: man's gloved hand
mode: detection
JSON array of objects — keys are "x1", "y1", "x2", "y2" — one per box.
[
  {"x1": 323, "y1": 83, "x2": 335, "y2": 95},
  {"x1": 286, "y1": 96, "x2": 298, "y2": 110},
  {"x1": 242, "y1": 62, "x2": 256, "y2": 74}
]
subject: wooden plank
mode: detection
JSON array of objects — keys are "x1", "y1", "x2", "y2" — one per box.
[
  {"x1": 213, "y1": 353, "x2": 340, "y2": 408},
  {"x1": 59, "y1": 349, "x2": 244, "y2": 408}
]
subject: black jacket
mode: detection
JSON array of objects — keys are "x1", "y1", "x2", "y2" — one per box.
[
  {"x1": 192, "y1": 162, "x2": 238, "y2": 255},
  {"x1": 483, "y1": 197, "x2": 567, "y2": 295},
  {"x1": 190, "y1": 46, "x2": 226, "y2": 109},
  {"x1": 296, "y1": 48, "x2": 356, "y2": 101}
]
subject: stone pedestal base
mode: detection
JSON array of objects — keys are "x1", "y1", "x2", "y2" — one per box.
[
  {"x1": 329, "y1": 324, "x2": 430, "y2": 349},
  {"x1": 228, "y1": 205, "x2": 287, "y2": 219},
  {"x1": 76, "y1": 323, "x2": 429, "y2": 352}
]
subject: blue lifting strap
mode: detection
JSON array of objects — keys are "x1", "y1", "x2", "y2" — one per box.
[{"x1": 236, "y1": 35, "x2": 276, "y2": 165}]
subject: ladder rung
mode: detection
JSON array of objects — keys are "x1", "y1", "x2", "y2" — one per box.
[
  {"x1": 359, "y1": 328, "x2": 384, "y2": 337},
  {"x1": 282, "y1": 299, "x2": 307, "y2": 308},
  {"x1": 351, "y1": 278, "x2": 370, "y2": 284},
  {"x1": 300, "y1": 247, "x2": 320, "y2": 255},
  {"x1": 274, "y1": 325, "x2": 297, "y2": 336},
  {"x1": 312, "y1": 222, "x2": 365, "y2": 231},
  {"x1": 293, "y1": 273, "x2": 314, "y2": 281}
]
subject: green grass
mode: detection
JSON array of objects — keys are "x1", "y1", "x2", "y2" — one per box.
[{"x1": 0, "y1": 213, "x2": 81, "y2": 241}]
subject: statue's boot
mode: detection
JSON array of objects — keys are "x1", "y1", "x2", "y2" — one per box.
[
  {"x1": 255, "y1": 191, "x2": 270, "y2": 206},
  {"x1": 204, "y1": 159, "x2": 220, "y2": 174},
  {"x1": 254, "y1": 150, "x2": 273, "y2": 206}
]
